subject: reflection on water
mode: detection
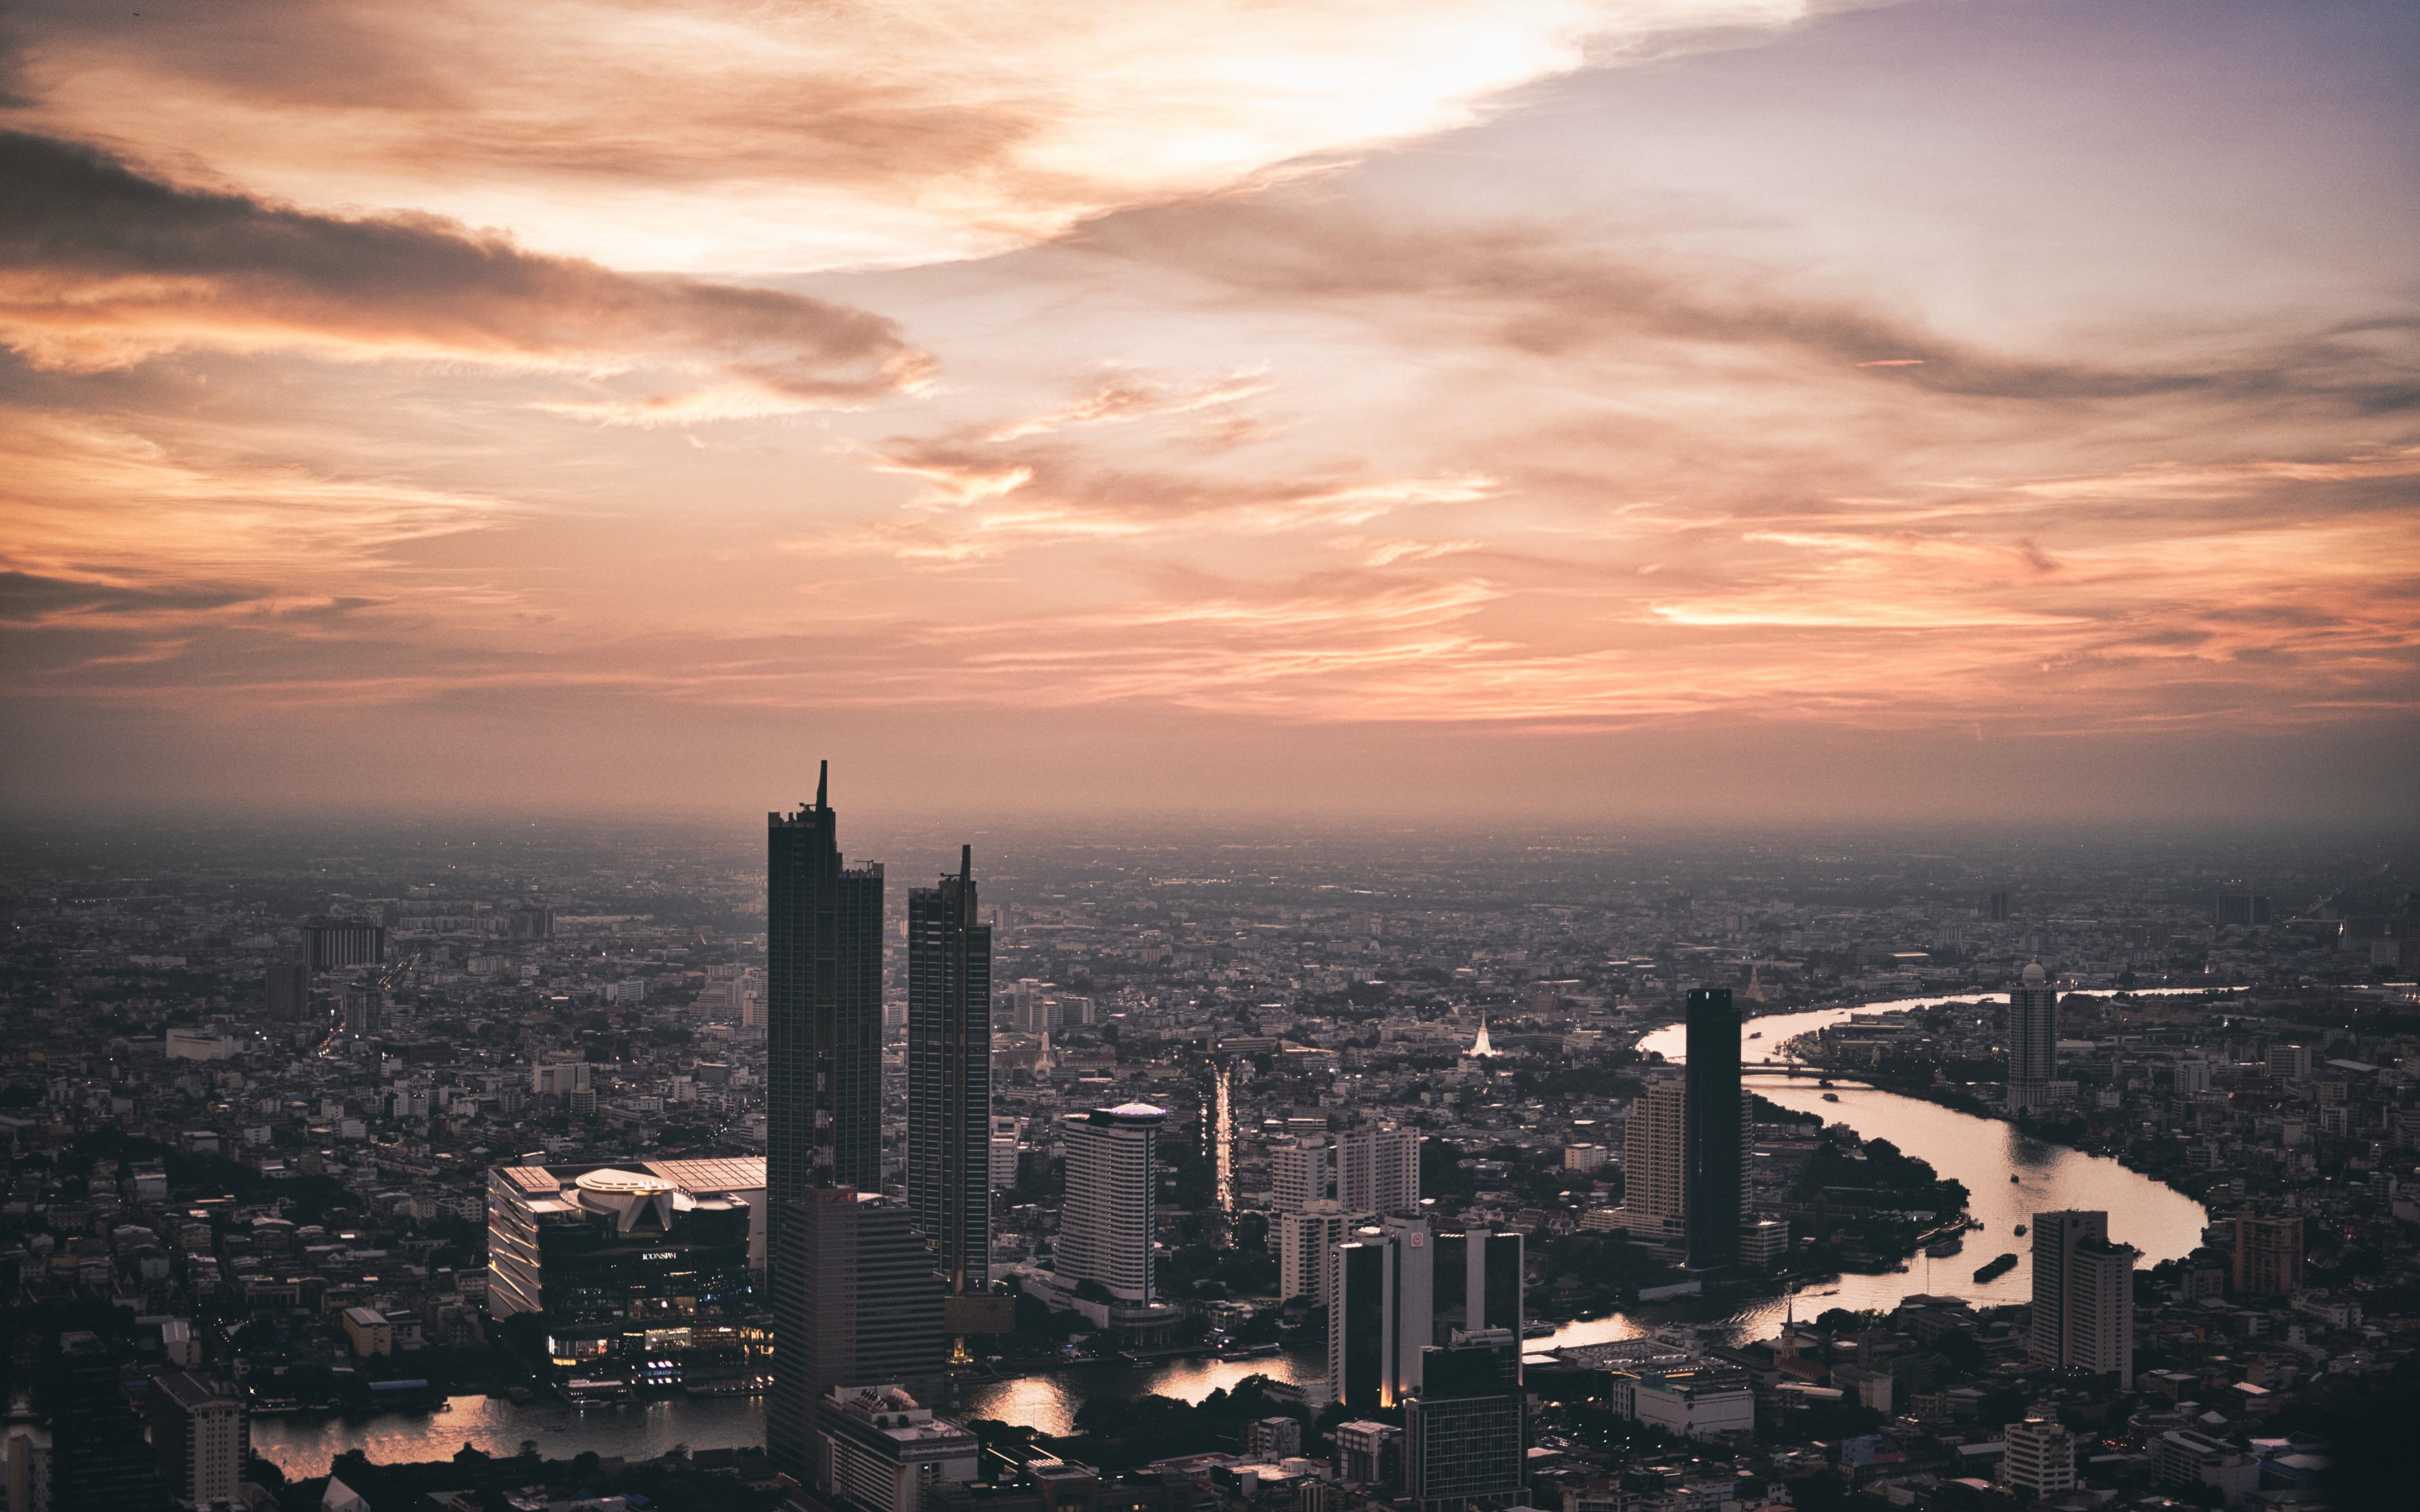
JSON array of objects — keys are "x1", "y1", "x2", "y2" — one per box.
[
  {"x1": 257, "y1": 993, "x2": 2214, "y2": 1466},
  {"x1": 251, "y1": 1395, "x2": 769, "y2": 1479}
]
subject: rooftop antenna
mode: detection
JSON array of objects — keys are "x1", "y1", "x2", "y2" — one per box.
[
  {"x1": 960, "y1": 843, "x2": 972, "y2": 887},
  {"x1": 816, "y1": 759, "x2": 829, "y2": 809}
]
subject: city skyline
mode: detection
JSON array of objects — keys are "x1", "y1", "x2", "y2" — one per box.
[{"x1": 3, "y1": 0, "x2": 2415, "y2": 825}]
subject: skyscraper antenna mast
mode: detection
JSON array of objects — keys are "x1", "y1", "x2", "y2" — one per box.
[{"x1": 816, "y1": 759, "x2": 828, "y2": 809}]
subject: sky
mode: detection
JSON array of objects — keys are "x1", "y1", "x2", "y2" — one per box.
[{"x1": 2, "y1": 0, "x2": 2415, "y2": 826}]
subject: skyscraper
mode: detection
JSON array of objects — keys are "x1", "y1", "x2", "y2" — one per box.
[
  {"x1": 1434, "y1": 1228, "x2": 1524, "y2": 1341},
  {"x1": 1056, "y1": 1103, "x2": 1167, "y2": 1303},
  {"x1": 767, "y1": 765, "x2": 886, "y2": 1200},
  {"x1": 1621, "y1": 1075, "x2": 1687, "y2": 1251},
  {"x1": 767, "y1": 766, "x2": 891, "y2": 1479},
  {"x1": 2008, "y1": 963, "x2": 2058, "y2": 1113},
  {"x1": 1328, "y1": 1215, "x2": 1433, "y2": 1410},
  {"x1": 1683, "y1": 987, "x2": 1745, "y2": 1268},
  {"x1": 2030, "y1": 1210, "x2": 2137, "y2": 1386},
  {"x1": 771, "y1": 1187, "x2": 947, "y2": 1470},
  {"x1": 908, "y1": 847, "x2": 992, "y2": 1299},
  {"x1": 2231, "y1": 1213, "x2": 2304, "y2": 1297}
]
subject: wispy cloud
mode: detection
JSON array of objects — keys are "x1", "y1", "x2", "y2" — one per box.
[{"x1": 1, "y1": 1, "x2": 1856, "y2": 272}]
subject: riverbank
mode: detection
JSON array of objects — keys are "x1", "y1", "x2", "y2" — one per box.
[{"x1": 1759, "y1": 988, "x2": 2244, "y2": 1211}]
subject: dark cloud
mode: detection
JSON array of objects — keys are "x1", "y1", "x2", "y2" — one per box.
[
  {"x1": 0, "y1": 570, "x2": 260, "y2": 624},
  {"x1": 0, "y1": 130, "x2": 934, "y2": 405}
]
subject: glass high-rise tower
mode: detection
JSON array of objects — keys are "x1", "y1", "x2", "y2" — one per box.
[
  {"x1": 1683, "y1": 986, "x2": 1745, "y2": 1268},
  {"x1": 765, "y1": 763, "x2": 885, "y2": 1200},
  {"x1": 907, "y1": 845, "x2": 992, "y2": 1297},
  {"x1": 765, "y1": 764, "x2": 886, "y2": 1476}
]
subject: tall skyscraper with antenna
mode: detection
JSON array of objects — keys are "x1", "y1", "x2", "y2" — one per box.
[
  {"x1": 765, "y1": 764, "x2": 894, "y2": 1475},
  {"x1": 765, "y1": 762, "x2": 886, "y2": 1197},
  {"x1": 908, "y1": 846, "x2": 993, "y2": 1299}
]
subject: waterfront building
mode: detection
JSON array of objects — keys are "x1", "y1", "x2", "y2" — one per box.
[
  {"x1": 147, "y1": 1372, "x2": 246, "y2": 1509},
  {"x1": 1328, "y1": 1215, "x2": 1433, "y2": 1411},
  {"x1": 1057, "y1": 1103, "x2": 1168, "y2": 1303},
  {"x1": 2029, "y1": 1210, "x2": 2137, "y2": 1386},
  {"x1": 813, "y1": 1384, "x2": 979, "y2": 1512},
  {"x1": 2008, "y1": 963, "x2": 2059, "y2": 1113},
  {"x1": 1683, "y1": 987, "x2": 1744, "y2": 1268},
  {"x1": 771, "y1": 1189, "x2": 947, "y2": 1476},
  {"x1": 907, "y1": 847, "x2": 992, "y2": 1299},
  {"x1": 1739, "y1": 1217, "x2": 1790, "y2": 1271},
  {"x1": 483, "y1": 1158, "x2": 763, "y2": 1326},
  {"x1": 1434, "y1": 1227, "x2": 1523, "y2": 1343}
]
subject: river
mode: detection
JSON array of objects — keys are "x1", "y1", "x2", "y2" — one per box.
[{"x1": 252, "y1": 990, "x2": 2217, "y2": 1473}]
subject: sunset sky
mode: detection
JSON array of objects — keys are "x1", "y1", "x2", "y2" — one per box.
[{"x1": 3, "y1": 0, "x2": 2415, "y2": 824}]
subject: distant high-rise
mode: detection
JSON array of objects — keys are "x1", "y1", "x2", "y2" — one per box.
[
  {"x1": 2030, "y1": 1210, "x2": 2136, "y2": 1386},
  {"x1": 1056, "y1": 1103, "x2": 1167, "y2": 1303},
  {"x1": 1683, "y1": 987, "x2": 1745, "y2": 1268},
  {"x1": 263, "y1": 962, "x2": 311, "y2": 1021},
  {"x1": 1988, "y1": 890, "x2": 2012, "y2": 922},
  {"x1": 1336, "y1": 1124, "x2": 1421, "y2": 1216},
  {"x1": 2008, "y1": 963, "x2": 2058, "y2": 1113},
  {"x1": 303, "y1": 916, "x2": 385, "y2": 972},
  {"x1": 767, "y1": 763, "x2": 886, "y2": 1199},
  {"x1": 908, "y1": 847, "x2": 992, "y2": 1299},
  {"x1": 1272, "y1": 1141, "x2": 1330, "y2": 1213},
  {"x1": 1280, "y1": 1202, "x2": 1365, "y2": 1305},
  {"x1": 1328, "y1": 1216, "x2": 1434, "y2": 1411},
  {"x1": 2214, "y1": 891, "x2": 2271, "y2": 927},
  {"x1": 2231, "y1": 1213, "x2": 2303, "y2": 1297}
]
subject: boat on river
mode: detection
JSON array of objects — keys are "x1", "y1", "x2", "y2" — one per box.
[
  {"x1": 1973, "y1": 1253, "x2": 2019, "y2": 1283},
  {"x1": 1822, "y1": 1093, "x2": 1839, "y2": 1102},
  {"x1": 2013, "y1": 1225, "x2": 2027, "y2": 1236},
  {"x1": 1925, "y1": 1236, "x2": 1963, "y2": 1258}
]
